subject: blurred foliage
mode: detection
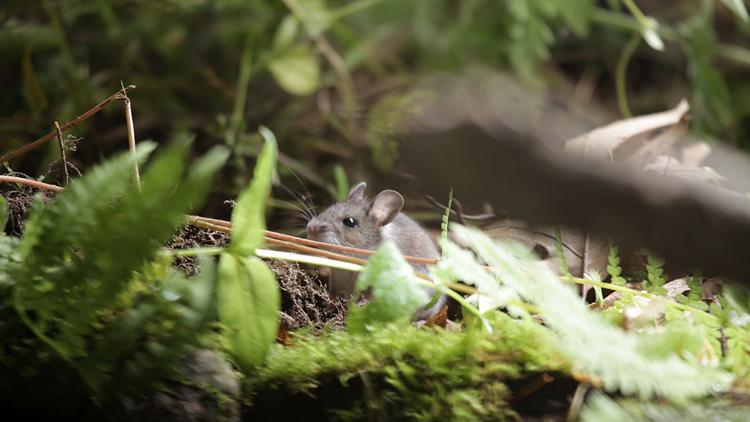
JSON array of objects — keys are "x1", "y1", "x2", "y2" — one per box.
[
  {"x1": 2, "y1": 0, "x2": 750, "y2": 215},
  {"x1": 0, "y1": 140, "x2": 227, "y2": 416}
]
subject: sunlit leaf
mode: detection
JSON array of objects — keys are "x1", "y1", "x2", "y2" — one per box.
[
  {"x1": 273, "y1": 15, "x2": 300, "y2": 51},
  {"x1": 348, "y1": 241, "x2": 429, "y2": 332},
  {"x1": 642, "y1": 19, "x2": 664, "y2": 51},
  {"x1": 217, "y1": 253, "x2": 280, "y2": 371},
  {"x1": 721, "y1": 0, "x2": 749, "y2": 24},
  {"x1": 230, "y1": 127, "x2": 277, "y2": 255},
  {"x1": 268, "y1": 43, "x2": 320, "y2": 96}
]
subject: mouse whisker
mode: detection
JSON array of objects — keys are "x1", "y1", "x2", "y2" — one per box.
[{"x1": 279, "y1": 182, "x2": 316, "y2": 220}]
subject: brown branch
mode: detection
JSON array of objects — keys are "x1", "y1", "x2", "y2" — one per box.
[
  {"x1": 0, "y1": 85, "x2": 136, "y2": 163},
  {"x1": 187, "y1": 215, "x2": 439, "y2": 265},
  {"x1": 0, "y1": 176, "x2": 65, "y2": 192}
]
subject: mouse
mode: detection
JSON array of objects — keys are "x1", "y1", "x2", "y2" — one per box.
[{"x1": 306, "y1": 181, "x2": 446, "y2": 319}]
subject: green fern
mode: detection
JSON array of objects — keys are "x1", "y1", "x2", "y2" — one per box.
[
  {"x1": 607, "y1": 242, "x2": 627, "y2": 287},
  {"x1": 440, "y1": 188, "x2": 453, "y2": 254},
  {"x1": 9, "y1": 139, "x2": 228, "y2": 391},
  {"x1": 644, "y1": 252, "x2": 667, "y2": 294},
  {"x1": 450, "y1": 225, "x2": 732, "y2": 401}
]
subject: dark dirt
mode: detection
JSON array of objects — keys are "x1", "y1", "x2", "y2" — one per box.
[
  {"x1": 270, "y1": 259, "x2": 348, "y2": 332},
  {"x1": 166, "y1": 224, "x2": 230, "y2": 275},
  {"x1": 168, "y1": 225, "x2": 348, "y2": 332},
  {"x1": 2, "y1": 187, "x2": 55, "y2": 237}
]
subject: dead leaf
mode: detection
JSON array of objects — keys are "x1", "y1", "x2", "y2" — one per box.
[
  {"x1": 663, "y1": 278, "x2": 690, "y2": 299},
  {"x1": 681, "y1": 142, "x2": 712, "y2": 167},
  {"x1": 424, "y1": 305, "x2": 448, "y2": 328},
  {"x1": 565, "y1": 100, "x2": 689, "y2": 162},
  {"x1": 624, "y1": 121, "x2": 687, "y2": 167}
]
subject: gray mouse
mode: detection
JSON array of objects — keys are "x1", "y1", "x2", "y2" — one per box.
[{"x1": 306, "y1": 181, "x2": 446, "y2": 319}]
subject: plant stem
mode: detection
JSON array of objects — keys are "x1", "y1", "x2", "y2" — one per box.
[
  {"x1": 226, "y1": 32, "x2": 253, "y2": 150},
  {"x1": 620, "y1": 0, "x2": 649, "y2": 25},
  {"x1": 592, "y1": 8, "x2": 750, "y2": 67},
  {"x1": 164, "y1": 246, "x2": 224, "y2": 257},
  {"x1": 121, "y1": 87, "x2": 141, "y2": 191},
  {"x1": 615, "y1": 33, "x2": 641, "y2": 118},
  {"x1": 53, "y1": 121, "x2": 69, "y2": 185}
]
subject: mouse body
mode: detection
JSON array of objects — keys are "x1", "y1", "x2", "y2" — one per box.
[{"x1": 306, "y1": 182, "x2": 445, "y2": 319}]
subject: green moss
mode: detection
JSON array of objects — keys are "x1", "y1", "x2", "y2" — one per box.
[{"x1": 245, "y1": 311, "x2": 567, "y2": 420}]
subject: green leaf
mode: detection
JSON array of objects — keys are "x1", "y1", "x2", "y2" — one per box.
[
  {"x1": 332, "y1": 164, "x2": 348, "y2": 202},
  {"x1": 273, "y1": 15, "x2": 300, "y2": 51},
  {"x1": 230, "y1": 126, "x2": 277, "y2": 255},
  {"x1": 12, "y1": 139, "x2": 227, "y2": 368},
  {"x1": 21, "y1": 47, "x2": 47, "y2": 116},
  {"x1": 348, "y1": 241, "x2": 429, "y2": 332},
  {"x1": 0, "y1": 195, "x2": 7, "y2": 232},
  {"x1": 268, "y1": 43, "x2": 320, "y2": 96},
  {"x1": 557, "y1": 0, "x2": 593, "y2": 35},
  {"x1": 721, "y1": 0, "x2": 749, "y2": 24},
  {"x1": 641, "y1": 18, "x2": 664, "y2": 51},
  {"x1": 217, "y1": 252, "x2": 280, "y2": 371},
  {"x1": 453, "y1": 225, "x2": 732, "y2": 401}
]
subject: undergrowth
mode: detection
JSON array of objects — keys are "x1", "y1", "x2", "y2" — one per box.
[{"x1": 247, "y1": 312, "x2": 564, "y2": 421}]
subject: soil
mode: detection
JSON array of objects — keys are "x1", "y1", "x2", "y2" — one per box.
[
  {"x1": 2, "y1": 186, "x2": 54, "y2": 237},
  {"x1": 167, "y1": 225, "x2": 349, "y2": 332}
]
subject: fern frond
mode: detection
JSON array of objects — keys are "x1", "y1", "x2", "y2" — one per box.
[
  {"x1": 452, "y1": 225, "x2": 732, "y2": 402},
  {"x1": 11, "y1": 140, "x2": 227, "y2": 378}
]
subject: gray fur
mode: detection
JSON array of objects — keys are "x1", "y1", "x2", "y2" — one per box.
[{"x1": 307, "y1": 182, "x2": 446, "y2": 319}]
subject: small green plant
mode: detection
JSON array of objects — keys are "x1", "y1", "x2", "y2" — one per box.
[
  {"x1": 442, "y1": 225, "x2": 731, "y2": 401},
  {"x1": 218, "y1": 126, "x2": 281, "y2": 373},
  {"x1": 644, "y1": 252, "x2": 667, "y2": 294},
  {"x1": 348, "y1": 241, "x2": 429, "y2": 332},
  {"x1": 607, "y1": 242, "x2": 627, "y2": 286},
  {"x1": 4, "y1": 138, "x2": 228, "y2": 397}
]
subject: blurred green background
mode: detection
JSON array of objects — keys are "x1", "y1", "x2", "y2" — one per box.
[{"x1": 1, "y1": 0, "x2": 749, "y2": 223}]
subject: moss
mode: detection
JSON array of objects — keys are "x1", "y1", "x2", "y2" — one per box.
[{"x1": 245, "y1": 311, "x2": 567, "y2": 420}]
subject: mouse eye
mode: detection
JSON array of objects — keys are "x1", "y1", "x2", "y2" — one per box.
[{"x1": 342, "y1": 217, "x2": 358, "y2": 228}]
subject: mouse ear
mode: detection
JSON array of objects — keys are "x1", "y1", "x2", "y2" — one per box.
[
  {"x1": 347, "y1": 182, "x2": 367, "y2": 202},
  {"x1": 369, "y1": 190, "x2": 404, "y2": 227}
]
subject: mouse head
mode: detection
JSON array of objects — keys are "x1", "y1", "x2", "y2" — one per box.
[{"x1": 306, "y1": 182, "x2": 404, "y2": 250}]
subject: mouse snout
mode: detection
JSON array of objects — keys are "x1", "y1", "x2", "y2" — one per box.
[{"x1": 306, "y1": 219, "x2": 332, "y2": 239}]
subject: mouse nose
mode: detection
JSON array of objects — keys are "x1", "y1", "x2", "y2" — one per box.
[{"x1": 306, "y1": 219, "x2": 331, "y2": 239}]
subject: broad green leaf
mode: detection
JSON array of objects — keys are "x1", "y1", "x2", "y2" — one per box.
[
  {"x1": 294, "y1": 0, "x2": 331, "y2": 36},
  {"x1": 217, "y1": 252, "x2": 280, "y2": 371},
  {"x1": 230, "y1": 127, "x2": 277, "y2": 255},
  {"x1": 348, "y1": 241, "x2": 429, "y2": 332},
  {"x1": 268, "y1": 43, "x2": 320, "y2": 96},
  {"x1": 273, "y1": 15, "x2": 299, "y2": 51}
]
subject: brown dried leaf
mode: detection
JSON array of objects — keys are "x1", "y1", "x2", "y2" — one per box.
[
  {"x1": 565, "y1": 100, "x2": 689, "y2": 162},
  {"x1": 423, "y1": 305, "x2": 448, "y2": 328}
]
